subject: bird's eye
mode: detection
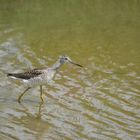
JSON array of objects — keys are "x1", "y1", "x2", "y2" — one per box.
[{"x1": 65, "y1": 57, "x2": 68, "y2": 60}]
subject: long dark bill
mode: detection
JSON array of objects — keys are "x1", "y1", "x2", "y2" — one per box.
[{"x1": 70, "y1": 61, "x2": 83, "y2": 67}]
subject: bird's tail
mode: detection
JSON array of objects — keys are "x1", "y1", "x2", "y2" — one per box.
[
  {"x1": 7, "y1": 73, "x2": 19, "y2": 79},
  {"x1": 7, "y1": 73, "x2": 13, "y2": 77}
]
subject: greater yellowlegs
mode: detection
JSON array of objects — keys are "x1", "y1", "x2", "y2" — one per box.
[{"x1": 7, "y1": 55, "x2": 83, "y2": 103}]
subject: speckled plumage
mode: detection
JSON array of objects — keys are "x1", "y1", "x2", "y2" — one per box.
[{"x1": 7, "y1": 68, "x2": 43, "y2": 80}]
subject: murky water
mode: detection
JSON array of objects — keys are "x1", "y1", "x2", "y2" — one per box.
[{"x1": 0, "y1": 0, "x2": 140, "y2": 140}]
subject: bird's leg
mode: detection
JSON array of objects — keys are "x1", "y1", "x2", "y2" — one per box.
[
  {"x1": 40, "y1": 85, "x2": 44, "y2": 103},
  {"x1": 36, "y1": 101, "x2": 44, "y2": 119},
  {"x1": 18, "y1": 87, "x2": 31, "y2": 103}
]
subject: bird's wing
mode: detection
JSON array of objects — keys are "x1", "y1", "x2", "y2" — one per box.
[{"x1": 7, "y1": 69, "x2": 44, "y2": 80}]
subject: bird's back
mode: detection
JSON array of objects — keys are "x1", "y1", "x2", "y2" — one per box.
[{"x1": 7, "y1": 67, "x2": 56, "y2": 86}]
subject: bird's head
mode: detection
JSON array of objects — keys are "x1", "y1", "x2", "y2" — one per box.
[{"x1": 59, "y1": 55, "x2": 83, "y2": 67}]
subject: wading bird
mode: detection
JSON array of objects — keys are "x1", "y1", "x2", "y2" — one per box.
[{"x1": 7, "y1": 55, "x2": 83, "y2": 103}]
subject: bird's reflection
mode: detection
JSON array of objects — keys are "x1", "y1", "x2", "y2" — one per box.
[
  {"x1": 12, "y1": 101, "x2": 50, "y2": 140},
  {"x1": 19, "y1": 101, "x2": 44, "y2": 119}
]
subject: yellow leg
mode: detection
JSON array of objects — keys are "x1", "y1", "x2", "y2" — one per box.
[
  {"x1": 37, "y1": 101, "x2": 44, "y2": 119},
  {"x1": 18, "y1": 87, "x2": 31, "y2": 103},
  {"x1": 40, "y1": 85, "x2": 44, "y2": 103}
]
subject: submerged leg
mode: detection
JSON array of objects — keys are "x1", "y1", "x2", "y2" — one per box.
[
  {"x1": 40, "y1": 85, "x2": 44, "y2": 103},
  {"x1": 18, "y1": 87, "x2": 31, "y2": 103},
  {"x1": 37, "y1": 101, "x2": 44, "y2": 119}
]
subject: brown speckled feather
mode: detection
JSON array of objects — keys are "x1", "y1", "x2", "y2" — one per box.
[{"x1": 7, "y1": 68, "x2": 44, "y2": 80}]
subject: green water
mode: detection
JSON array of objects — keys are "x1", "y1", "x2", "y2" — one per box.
[{"x1": 0, "y1": 0, "x2": 140, "y2": 140}]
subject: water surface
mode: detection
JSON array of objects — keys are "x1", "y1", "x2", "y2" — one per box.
[{"x1": 0, "y1": 0, "x2": 140, "y2": 140}]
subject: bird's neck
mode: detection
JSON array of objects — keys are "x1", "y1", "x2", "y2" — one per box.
[{"x1": 51, "y1": 60, "x2": 63, "y2": 70}]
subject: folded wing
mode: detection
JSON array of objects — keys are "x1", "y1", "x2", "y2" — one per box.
[{"x1": 7, "y1": 69, "x2": 43, "y2": 80}]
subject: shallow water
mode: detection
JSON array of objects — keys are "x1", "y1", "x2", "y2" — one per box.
[{"x1": 0, "y1": 0, "x2": 140, "y2": 140}]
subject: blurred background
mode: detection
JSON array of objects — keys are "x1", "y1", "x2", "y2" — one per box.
[{"x1": 0, "y1": 0, "x2": 140, "y2": 140}]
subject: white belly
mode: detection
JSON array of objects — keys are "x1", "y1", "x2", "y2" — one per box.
[{"x1": 23, "y1": 72, "x2": 55, "y2": 87}]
